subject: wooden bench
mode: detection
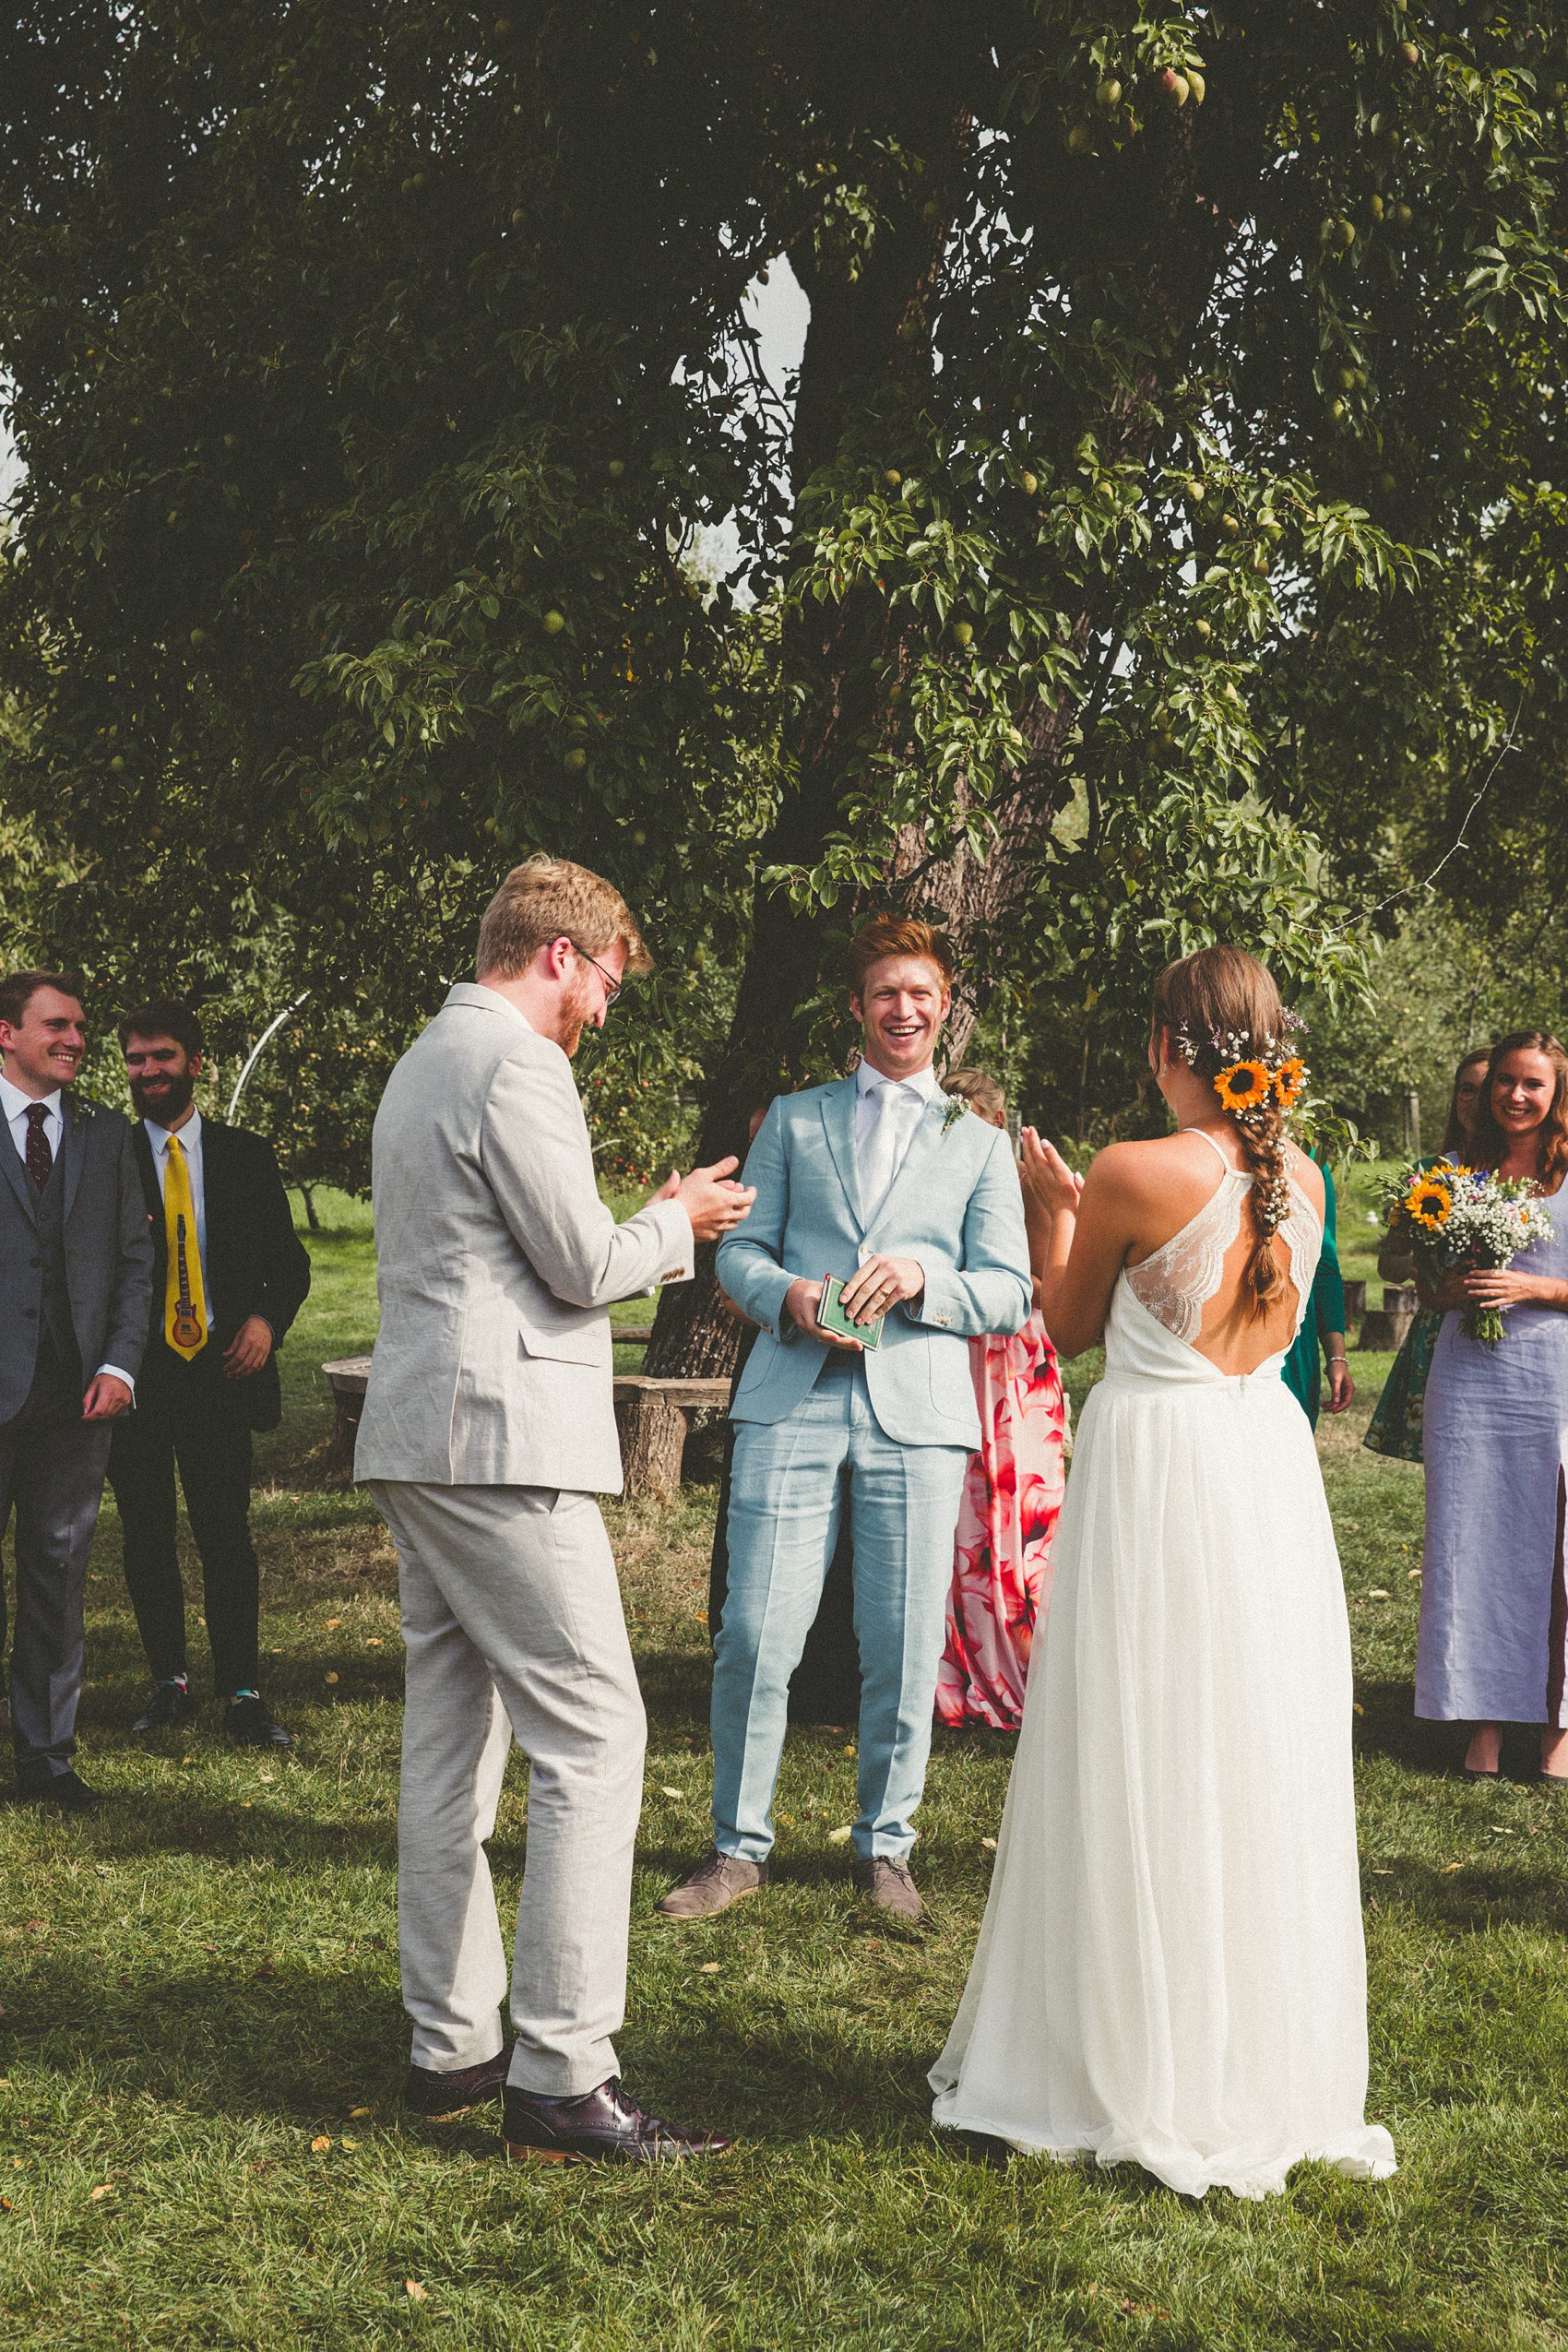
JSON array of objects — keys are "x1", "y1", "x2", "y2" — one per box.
[{"x1": 320, "y1": 1334, "x2": 714, "y2": 1495}]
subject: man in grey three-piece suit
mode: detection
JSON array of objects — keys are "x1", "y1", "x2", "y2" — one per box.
[
  {"x1": 357, "y1": 856, "x2": 753, "y2": 2165},
  {"x1": 0, "y1": 970, "x2": 153, "y2": 1808}
]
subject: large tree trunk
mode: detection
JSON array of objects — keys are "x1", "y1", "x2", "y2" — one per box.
[{"x1": 648, "y1": 72, "x2": 1261, "y2": 1381}]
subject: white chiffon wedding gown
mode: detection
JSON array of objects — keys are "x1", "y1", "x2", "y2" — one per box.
[{"x1": 931, "y1": 1133, "x2": 1396, "y2": 2199}]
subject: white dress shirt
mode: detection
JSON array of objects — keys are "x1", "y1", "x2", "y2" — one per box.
[
  {"x1": 0, "y1": 1071, "x2": 135, "y2": 1394},
  {"x1": 1, "y1": 1071, "x2": 64, "y2": 1168},
  {"x1": 853, "y1": 1059, "x2": 940, "y2": 1228},
  {"x1": 145, "y1": 1107, "x2": 209, "y2": 1290}
]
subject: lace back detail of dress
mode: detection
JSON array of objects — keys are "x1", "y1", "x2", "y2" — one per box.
[{"x1": 1125, "y1": 1137, "x2": 1322, "y2": 1347}]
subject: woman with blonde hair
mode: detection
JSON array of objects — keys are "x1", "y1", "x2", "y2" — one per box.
[{"x1": 932, "y1": 946, "x2": 1394, "y2": 2198}]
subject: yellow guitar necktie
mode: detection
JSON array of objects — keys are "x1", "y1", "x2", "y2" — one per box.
[{"x1": 163, "y1": 1134, "x2": 208, "y2": 1359}]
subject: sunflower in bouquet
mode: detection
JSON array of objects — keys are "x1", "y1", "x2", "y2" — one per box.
[{"x1": 1381, "y1": 1158, "x2": 1558, "y2": 1347}]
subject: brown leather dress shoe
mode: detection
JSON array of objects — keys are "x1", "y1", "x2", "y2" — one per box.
[
  {"x1": 502, "y1": 2077, "x2": 731, "y2": 2165},
  {"x1": 851, "y1": 1855, "x2": 923, "y2": 1923},
  {"x1": 403, "y1": 2051, "x2": 508, "y2": 2118},
  {"x1": 655, "y1": 1848, "x2": 768, "y2": 1919}
]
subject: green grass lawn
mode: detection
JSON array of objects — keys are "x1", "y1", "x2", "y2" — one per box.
[{"x1": 3, "y1": 1178, "x2": 1567, "y2": 2348}]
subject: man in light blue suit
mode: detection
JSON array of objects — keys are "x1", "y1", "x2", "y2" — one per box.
[{"x1": 659, "y1": 916, "x2": 1030, "y2": 1926}]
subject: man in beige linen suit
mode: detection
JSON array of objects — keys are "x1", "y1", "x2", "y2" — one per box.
[{"x1": 357, "y1": 856, "x2": 754, "y2": 2165}]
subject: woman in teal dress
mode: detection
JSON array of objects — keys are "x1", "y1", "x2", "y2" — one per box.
[
  {"x1": 1282, "y1": 1161, "x2": 1355, "y2": 1426},
  {"x1": 1364, "y1": 1050, "x2": 1491, "y2": 1463}
]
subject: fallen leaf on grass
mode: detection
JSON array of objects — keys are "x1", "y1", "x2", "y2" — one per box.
[
  {"x1": 349, "y1": 2107, "x2": 371, "y2": 2118},
  {"x1": 325, "y1": 1618, "x2": 342, "y2": 1629},
  {"x1": 258, "y1": 1773, "x2": 275, "y2": 1785},
  {"x1": 827, "y1": 1826, "x2": 853, "y2": 1845},
  {"x1": 311, "y1": 2135, "x2": 331, "y2": 2153},
  {"x1": 1408, "y1": 1567, "x2": 1422, "y2": 1580},
  {"x1": 659, "y1": 1787, "x2": 683, "y2": 1800},
  {"x1": 981, "y1": 1837, "x2": 997, "y2": 1852},
  {"x1": 0, "y1": 2195, "x2": 11, "y2": 2212},
  {"x1": 340, "y1": 2137, "x2": 361, "y2": 2150},
  {"x1": 698, "y1": 1962, "x2": 720, "y2": 1975},
  {"x1": 324, "y1": 1672, "x2": 339, "y2": 1686},
  {"x1": 405, "y1": 2280, "x2": 428, "y2": 2302},
  {"x1": 1442, "y1": 1862, "x2": 1464, "y2": 1875},
  {"x1": 24, "y1": 1920, "x2": 46, "y2": 1934},
  {"x1": 1369, "y1": 1589, "x2": 1391, "y2": 1600},
  {"x1": 89, "y1": 2185, "x2": 113, "y2": 2201}
]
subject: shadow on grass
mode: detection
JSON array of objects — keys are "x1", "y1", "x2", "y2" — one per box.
[
  {"x1": 1353, "y1": 1679, "x2": 1455, "y2": 1773},
  {"x1": 1354, "y1": 1678, "x2": 1566, "y2": 1788},
  {"x1": 3, "y1": 1949, "x2": 961, "y2": 2157}
]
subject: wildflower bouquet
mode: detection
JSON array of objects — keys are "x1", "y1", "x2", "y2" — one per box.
[{"x1": 1383, "y1": 1159, "x2": 1558, "y2": 1347}]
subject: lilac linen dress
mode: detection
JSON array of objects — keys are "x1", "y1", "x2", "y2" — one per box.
[{"x1": 1416, "y1": 1186, "x2": 1568, "y2": 1727}]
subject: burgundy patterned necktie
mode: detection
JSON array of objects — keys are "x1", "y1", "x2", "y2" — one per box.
[{"x1": 23, "y1": 1101, "x2": 53, "y2": 1188}]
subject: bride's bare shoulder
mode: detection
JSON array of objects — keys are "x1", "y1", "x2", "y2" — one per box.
[{"x1": 1087, "y1": 1129, "x2": 1233, "y2": 1207}]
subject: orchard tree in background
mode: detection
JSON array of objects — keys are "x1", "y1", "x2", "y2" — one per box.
[
  {"x1": 0, "y1": 0, "x2": 782, "y2": 1045},
  {"x1": 659, "y1": 1, "x2": 1567, "y2": 1368},
  {"x1": 1, "y1": 4, "x2": 1564, "y2": 1381}
]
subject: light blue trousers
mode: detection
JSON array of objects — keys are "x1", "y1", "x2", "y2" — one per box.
[{"x1": 712, "y1": 1356, "x2": 969, "y2": 1863}]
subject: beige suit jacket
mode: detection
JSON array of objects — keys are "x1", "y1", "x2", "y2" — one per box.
[{"x1": 354, "y1": 983, "x2": 693, "y2": 1491}]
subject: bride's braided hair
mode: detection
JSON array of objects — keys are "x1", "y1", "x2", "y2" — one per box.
[{"x1": 1150, "y1": 946, "x2": 1306, "y2": 1323}]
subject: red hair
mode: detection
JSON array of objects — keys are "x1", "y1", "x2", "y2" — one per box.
[{"x1": 846, "y1": 914, "x2": 955, "y2": 999}]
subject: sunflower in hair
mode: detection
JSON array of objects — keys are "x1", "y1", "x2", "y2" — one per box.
[
  {"x1": 1272, "y1": 1056, "x2": 1306, "y2": 1111},
  {"x1": 1214, "y1": 1060, "x2": 1272, "y2": 1112},
  {"x1": 1404, "y1": 1173, "x2": 1453, "y2": 1232}
]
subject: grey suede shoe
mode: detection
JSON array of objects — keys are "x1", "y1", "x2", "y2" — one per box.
[
  {"x1": 851, "y1": 1856, "x2": 923, "y2": 1924},
  {"x1": 656, "y1": 1849, "x2": 769, "y2": 1920}
]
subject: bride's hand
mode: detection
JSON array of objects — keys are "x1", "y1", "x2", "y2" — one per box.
[{"x1": 1020, "y1": 1128, "x2": 1083, "y2": 1218}]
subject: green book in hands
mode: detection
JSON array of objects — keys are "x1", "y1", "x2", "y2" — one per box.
[{"x1": 819, "y1": 1274, "x2": 884, "y2": 1349}]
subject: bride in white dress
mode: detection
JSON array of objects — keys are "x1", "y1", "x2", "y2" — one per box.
[{"x1": 931, "y1": 946, "x2": 1395, "y2": 2200}]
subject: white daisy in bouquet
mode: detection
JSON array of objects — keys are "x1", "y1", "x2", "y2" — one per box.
[{"x1": 1382, "y1": 1159, "x2": 1559, "y2": 1347}]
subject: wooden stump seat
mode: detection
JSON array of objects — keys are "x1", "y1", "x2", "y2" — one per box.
[{"x1": 1357, "y1": 1284, "x2": 1418, "y2": 1351}]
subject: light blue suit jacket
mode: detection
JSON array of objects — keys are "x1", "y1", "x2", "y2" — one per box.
[{"x1": 716, "y1": 1076, "x2": 1031, "y2": 1448}]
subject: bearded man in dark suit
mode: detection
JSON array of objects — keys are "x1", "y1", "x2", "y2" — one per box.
[{"x1": 108, "y1": 999, "x2": 311, "y2": 1748}]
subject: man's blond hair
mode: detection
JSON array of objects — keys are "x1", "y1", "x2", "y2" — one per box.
[{"x1": 475, "y1": 854, "x2": 652, "y2": 982}]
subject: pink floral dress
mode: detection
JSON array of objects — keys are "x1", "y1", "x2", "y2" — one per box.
[{"x1": 934, "y1": 1310, "x2": 1067, "y2": 1731}]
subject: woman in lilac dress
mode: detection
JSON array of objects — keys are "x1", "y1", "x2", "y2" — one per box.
[{"x1": 1416, "y1": 1032, "x2": 1568, "y2": 1781}]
